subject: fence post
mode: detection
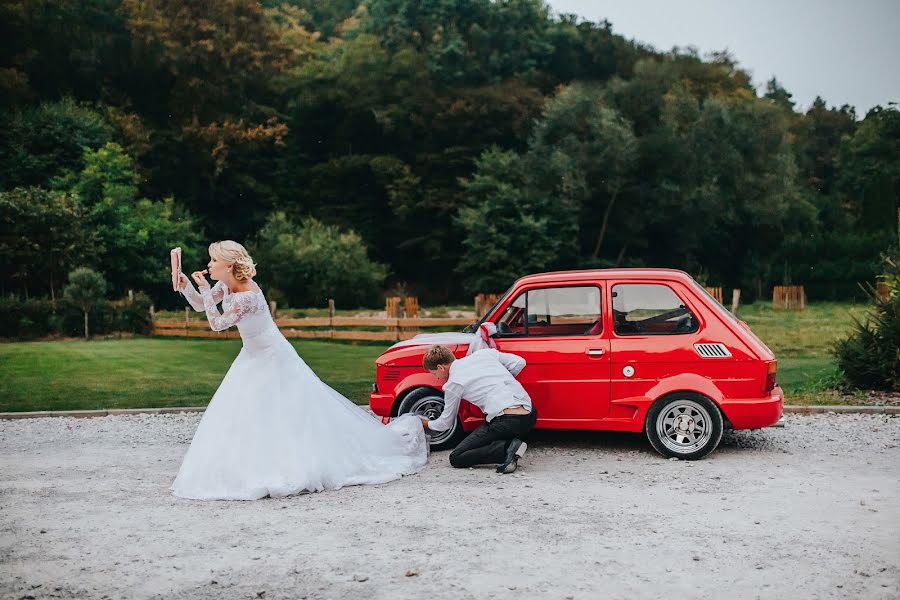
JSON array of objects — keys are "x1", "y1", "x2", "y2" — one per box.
[
  {"x1": 149, "y1": 304, "x2": 155, "y2": 334},
  {"x1": 328, "y1": 299, "x2": 335, "y2": 339},
  {"x1": 400, "y1": 296, "x2": 419, "y2": 339},
  {"x1": 385, "y1": 296, "x2": 401, "y2": 317},
  {"x1": 730, "y1": 289, "x2": 741, "y2": 316},
  {"x1": 403, "y1": 296, "x2": 419, "y2": 319}
]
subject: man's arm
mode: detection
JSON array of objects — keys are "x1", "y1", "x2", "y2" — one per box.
[
  {"x1": 427, "y1": 382, "x2": 463, "y2": 432},
  {"x1": 496, "y1": 351, "x2": 526, "y2": 377}
]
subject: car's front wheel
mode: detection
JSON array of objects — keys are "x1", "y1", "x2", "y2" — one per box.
[
  {"x1": 397, "y1": 387, "x2": 465, "y2": 451},
  {"x1": 645, "y1": 393, "x2": 724, "y2": 460}
]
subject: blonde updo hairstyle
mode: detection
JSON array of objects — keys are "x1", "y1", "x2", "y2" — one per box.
[{"x1": 209, "y1": 240, "x2": 257, "y2": 281}]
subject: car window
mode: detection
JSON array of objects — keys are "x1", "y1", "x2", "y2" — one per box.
[
  {"x1": 612, "y1": 284, "x2": 699, "y2": 335},
  {"x1": 691, "y1": 280, "x2": 741, "y2": 324},
  {"x1": 495, "y1": 285, "x2": 602, "y2": 337}
]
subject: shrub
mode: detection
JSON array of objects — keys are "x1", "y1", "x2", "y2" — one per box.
[
  {"x1": 0, "y1": 294, "x2": 152, "y2": 340},
  {"x1": 252, "y1": 212, "x2": 388, "y2": 308},
  {"x1": 834, "y1": 256, "x2": 900, "y2": 391}
]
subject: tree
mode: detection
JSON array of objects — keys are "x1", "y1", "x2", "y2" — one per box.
[
  {"x1": 63, "y1": 268, "x2": 107, "y2": 339},
  {"x1": 763, "y1": 77, "x2": 795, "y2": 112},
  {"x1": 0, "y1": 0, "x2": 131, "y2": 107},
  {"x1": 0, "y1": 186, "x2": 93, "y2": 300},
  {"x1": 456, "y1": 148, "x2": 571, "y2": 292},
  {"x1": 0, "y1": 98, "x2": 113, "y2": 189},
  {"x1": 836, "y1": 106, "x2": 900, "y2": 234},
  {"x1": 360, "y1": 0, "x2": 554, "y2": 84},
  {"x1": 527, "y1": 83, "x2": 638, "y2": 261},
  {"x1": 118, "y1": 0, "x2": 292, "y2": 236},
  {"x1": 252, "y1": 212, "x2": 388, "y2": 307},
  {"x1": 70, "y1": 143, "x2": 204, "y2": 298}
]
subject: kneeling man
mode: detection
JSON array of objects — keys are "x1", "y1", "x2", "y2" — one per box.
[{"x1": 421, "y1": 344, "x2": 536, "y2": 474}]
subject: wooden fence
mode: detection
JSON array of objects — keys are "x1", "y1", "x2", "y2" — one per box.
[
  {"x1": 772, "y1": 285, "x2": 806, "y2": 311},
  {"x1": 152, "y1": 315, "x2": 472, "y2": 342},
  {"x1": 384, "y1": 296, "x2": 419, "y2": 318},
  {"x1": 704, "y1": 287, "x2": 723, "y2": 303}
]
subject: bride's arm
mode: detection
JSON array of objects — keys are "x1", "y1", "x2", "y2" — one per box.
[
  {"x1": 182, "y1": 280, "x2": 224, "y2": 312},
  {"x1": 200, "y1": 287, "x2": 252, "y2": 332}
]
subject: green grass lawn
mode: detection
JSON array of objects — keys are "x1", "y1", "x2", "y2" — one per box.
[
  {"x1": 0, "y1": 337, "x2": 390, "y2": 412},
  {"x1": 0, "y1": 301, "x2": 875, "y2": 412},
  {"x1": 737, "y1": 302, "x2": 868, "y2": 403}
]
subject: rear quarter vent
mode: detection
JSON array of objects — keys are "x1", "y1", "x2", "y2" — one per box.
[{"x1": 693, "y1": 343, "x2": 732, "y2": 358}]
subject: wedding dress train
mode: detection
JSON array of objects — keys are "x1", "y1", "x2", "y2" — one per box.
[{"x1": 171, "y1": 281, "x2": 428, "y2": 500}]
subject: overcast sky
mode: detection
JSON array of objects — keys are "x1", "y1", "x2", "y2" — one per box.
[{"x1": 547, "y1": 0, "x2": 900, "y2": 116}]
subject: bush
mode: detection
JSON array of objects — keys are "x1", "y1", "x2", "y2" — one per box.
[
  {"x1": 0, "y1": 297, "x2": 57, "y2": 338},
  {"x1": 0, "y1": 294, "x2": 152, "y2": 340},
  {"x1": 834, "y1": 256, "x2": 900, "y2": 391},
  {"x1": 252, "y1": 212, "x2": 388, "y2": 308}
]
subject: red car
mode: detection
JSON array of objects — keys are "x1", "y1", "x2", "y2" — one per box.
[{"x1": 370, "y1": 269, "x2": 783, "y2": 459}]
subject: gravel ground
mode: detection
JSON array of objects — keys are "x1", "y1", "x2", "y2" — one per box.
[{"x1": 1, "y1": 413, "x2": 898, "y2": 600}]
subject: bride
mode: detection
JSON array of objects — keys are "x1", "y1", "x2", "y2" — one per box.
[{"x1": 172, "y1": 240, "x2": 428, "y2": 500}]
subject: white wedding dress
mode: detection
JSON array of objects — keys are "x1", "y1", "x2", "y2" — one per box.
[{"x1": 172, "y1": 280, "x2": 428, "y2": 500}]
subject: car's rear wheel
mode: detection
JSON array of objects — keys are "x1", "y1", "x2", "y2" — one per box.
[
  {"x1": 645, "y1": 393, "x2": 723, "y2": 460},
  {"x1": 397, "y1": 387, "x2": 465, "y2": 451}
]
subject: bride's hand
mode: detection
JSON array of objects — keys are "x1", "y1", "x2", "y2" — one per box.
[
  {"x1": 191, "y1": 270, "x2": 209, "y2": 288},
  {"x1": 178, "y1": 273, "x2": 190, "y2": 290}
]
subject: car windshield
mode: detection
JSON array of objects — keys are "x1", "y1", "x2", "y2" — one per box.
[{"x1": 462, "y1": 285, "x2": 513, "y2": 333}]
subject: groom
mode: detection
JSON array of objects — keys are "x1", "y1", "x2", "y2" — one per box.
[{"x1": 421, "y1": 345, "x2": 537, "y2": 474}]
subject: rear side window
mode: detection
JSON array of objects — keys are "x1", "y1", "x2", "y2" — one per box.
[
  {"x1": 612, "y1": 284, "x2": 699, "y2": 335},
  {"x1": 495, "y1": 285, "x2": 602, "y2": 337}
]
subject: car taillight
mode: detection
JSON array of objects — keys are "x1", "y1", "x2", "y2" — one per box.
[{"x1": 764, "y1": 361, "x2": 777, "y2": 393}]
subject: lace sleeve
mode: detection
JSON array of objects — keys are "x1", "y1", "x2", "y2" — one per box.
[
  {"x1": 183, "y1": 281, "x2": 225, "y2": 312},
  {"x1": 201, "y1": 287, "x2": 254, "y2": 331}
]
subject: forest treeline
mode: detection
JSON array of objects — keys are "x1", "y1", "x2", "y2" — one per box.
[{"x1": 1, "y1": 0, "x2": 897, "y2": 307}]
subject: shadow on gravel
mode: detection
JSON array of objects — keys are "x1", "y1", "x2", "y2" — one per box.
[{"x1": 430, "y1": 427, "x2": 782, "y2": 457}]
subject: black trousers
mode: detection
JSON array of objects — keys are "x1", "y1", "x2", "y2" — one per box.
[{"x1": 448, "y1": 408, "x2": 537, "y2": 468}]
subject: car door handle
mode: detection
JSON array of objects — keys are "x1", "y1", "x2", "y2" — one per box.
[{"x1": 586, "y1": 349, "x2": 605, "y2": 357}]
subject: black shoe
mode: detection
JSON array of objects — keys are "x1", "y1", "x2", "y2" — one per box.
[{"x1": 496, "y1": 439, "x2": 527, "y2": 474}]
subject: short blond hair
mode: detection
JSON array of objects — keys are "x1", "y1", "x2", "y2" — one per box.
[
  {"x1": 423, "y1": 345, "x2": 455, "y2": 370},
  {"x1": 209, "y1": 240, "x2": 257, "y2": 281}
]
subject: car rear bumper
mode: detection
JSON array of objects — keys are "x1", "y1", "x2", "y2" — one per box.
[
  {"x1": 720, "y1": 386, "x2": 784, "y2": 430},
  {"x1": 369, "y1": 392, "x2": 394, "y2": 418}
]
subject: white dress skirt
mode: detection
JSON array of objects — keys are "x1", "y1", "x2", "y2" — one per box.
[{"x1": 171, "y1": 281, "x2": 428, "y2": 500}]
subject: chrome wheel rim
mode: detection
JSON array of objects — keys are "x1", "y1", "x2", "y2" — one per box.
[
  {"x1": 408, "y1": 395, "x2": 457, "y2": 445},
  {"x1": 656, "y1": 399, "x2": 713, "y2": 455}
]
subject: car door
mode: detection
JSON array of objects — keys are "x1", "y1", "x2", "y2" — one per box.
[
  {"x1": 490, "y1": 283, "x2": 611, "y2": 426},
  {"x1": 608, "y1": 280, "x2": 705, "y2": 402}
]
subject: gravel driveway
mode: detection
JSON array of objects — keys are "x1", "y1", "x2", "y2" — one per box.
[{"x1": 2, "y1": 413, "x2": 898, "y2": 600}]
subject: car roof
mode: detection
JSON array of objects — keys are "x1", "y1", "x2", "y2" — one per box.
[{"x1": 514, "y1": 268, "x2": 696, "y2": 287}]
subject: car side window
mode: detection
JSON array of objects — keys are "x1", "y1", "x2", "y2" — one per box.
[
  {"x1": 612, "y1": 284, "x2": 699, "y2": 335},
  {"x1": 495, "y1": 286, "x2": 602, "y2": 337}
]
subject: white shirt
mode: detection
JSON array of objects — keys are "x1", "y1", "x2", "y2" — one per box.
[{"x1": 427, "y1": 349, "x2": 532, "y2": 432}]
